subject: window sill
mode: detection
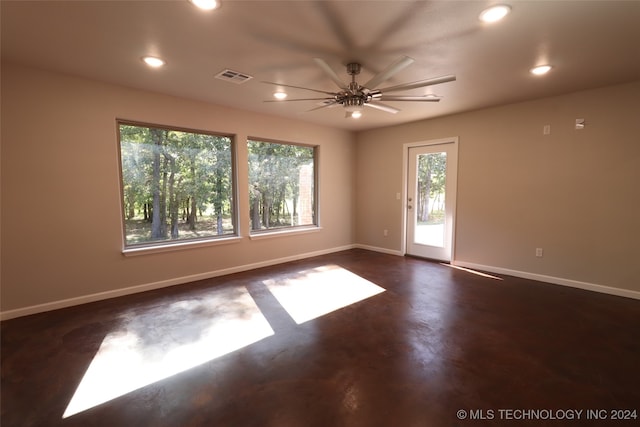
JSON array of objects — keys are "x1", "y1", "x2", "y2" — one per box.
[
  {"x1": 122, "y1": 236, "x2": 243, "y2": 257},
  {"x1": 249, "y1": 226, "x2": 322, "y2": 240}
]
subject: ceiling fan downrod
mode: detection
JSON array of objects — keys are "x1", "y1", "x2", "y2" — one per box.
[{"x1": 346, "y1": 62, "x2": 361, "y2": 94}]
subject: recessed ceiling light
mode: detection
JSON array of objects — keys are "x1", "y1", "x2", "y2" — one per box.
[
  {"x1": 189, "y1": 0, "x2": 220, "y2": 11},
  {"x1": 479, "y1": 4, "x2": 511, "y2": 23},
  {"x1": 530, "y1": 65, "x2": 552, "y2": 75},
  {"x1": 273, "y1": 92, "x2": 287, "y2": 100},
  {"x1": 142, "y1": 56, "x2": 166, "y2": 68}
]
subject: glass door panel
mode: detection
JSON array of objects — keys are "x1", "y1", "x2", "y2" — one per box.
[
  {"x1": 406, "y1": 141, "x2": 457, "y2": 261},
  {"x1": 414, "y1": 152, "x2": 446, "y2": 248}
]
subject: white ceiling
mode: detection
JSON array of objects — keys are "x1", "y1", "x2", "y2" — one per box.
[{"x1": 2, "y1": 0, "x2": 639, "y2": 131}]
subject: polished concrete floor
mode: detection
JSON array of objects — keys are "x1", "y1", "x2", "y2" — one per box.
[{"x1": 2, "y1": 249, "x2": 639, "y2": 426}]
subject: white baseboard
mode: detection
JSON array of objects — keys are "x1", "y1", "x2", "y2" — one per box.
[
  {"x1": 5, "y1": 247, "x2": 636, "y2": 321},
  {"x1": 353, "y1": 244, "x2": 404, "y2": 257},
  {"x1": 453, "y1": 260, "x2": 640, "y2": 301},
  {"x1": 0, "y1": 244, "x2": 357, "y2": 321}
]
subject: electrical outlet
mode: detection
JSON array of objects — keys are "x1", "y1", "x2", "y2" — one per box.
[
  {"x1": 543, "y1": 125, "x2": 551, "y2": 135},
  {"x1": 383, "y1": 229, "x2": 389, "y2": 237},
  {"x1": 536, "y1": 248, "x2": 543, "y2": 257}
]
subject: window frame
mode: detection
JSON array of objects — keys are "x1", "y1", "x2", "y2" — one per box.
[
  {"x1": 247, "y1": 137, "x2": 319, "y2": 236},
  {"x1": 116, "y1": 119, "x2": 239, "y2": 254}
]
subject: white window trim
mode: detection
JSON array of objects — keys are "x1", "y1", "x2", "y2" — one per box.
[
  {"x1": 117, "y1": 120, "x2": 239, "y2": 255},
  {"x1": 122, "y1": 235, "x2": 243, "y2": 257},
  {"x1": 247, "y1": 138, "x2": 319, "y2": 236},
  {"x1": 249, "y1": 226, "x2": 322, "y2": 240}
]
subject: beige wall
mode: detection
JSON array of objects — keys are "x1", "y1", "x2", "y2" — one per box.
[
  {"x1": 1, "y1": 63, "x2": 356, "y2": 314},
  {"x1": 356, "y1": 81, "x2": 640, "y2": 293},
  {"x1": 2, "y1": 62, "x2": 638, "y2": 316}
]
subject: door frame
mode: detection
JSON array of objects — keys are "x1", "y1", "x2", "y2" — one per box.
[{"x1": 401, "y1": 137, "x2": 459, "y2": 261}]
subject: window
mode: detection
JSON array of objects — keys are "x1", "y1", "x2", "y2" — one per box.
[
  {"x1": 118, "y1": 121, "x2": 236, "y2": 248},
  {"x1": 248, "y1": 139, "x2": 317, "y2": 232}
]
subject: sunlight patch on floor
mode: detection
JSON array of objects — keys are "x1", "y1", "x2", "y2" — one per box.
[
  {"x1": 63, "y1": 288, "x2": 274, "y2": 418},
  {"x1": 443, "y1": 263, "x2": 503, "y2": 280},
  {"x1": 263, "y1": 265, "x2": 386, "y2": 324}
]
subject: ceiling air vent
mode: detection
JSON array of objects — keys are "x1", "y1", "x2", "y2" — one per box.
[{"x1": 215, "y1": 69, "x2": 253, "y2": 84}]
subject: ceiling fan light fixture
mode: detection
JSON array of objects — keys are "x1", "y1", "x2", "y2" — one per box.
[
  {"x1": 344, "y1": 104, "x2": 363, "y2": 119},
  {"x1": 189, "y1": 0, "x2": 220, "y2": 11},
  {"x1": 479, "y1": 4, "x2": 511, "y2": 23},
  {"x1": 142, "y1": 56, "x2": 166, "y2": 68},
  {"x1": 530, "y1": 65, "x2": 552, "y2": 75}
]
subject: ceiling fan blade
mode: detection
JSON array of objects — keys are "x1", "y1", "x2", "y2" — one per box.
[
  {"x1": 380, "y1": 96, "x2": 441, "y2": 102},
  {"x1": 262, "y1": 81, "x2": 337, "y2": 96},
  {"x1": 379, "y1": 75, "x2": 456, "y2": 93},
  {"x1": 307, "y1": 101, "x2": 338, "y2": 112},
  {"x1": 264, "y1": 97, "x2": 335, "y2": 102},
  {"x1": 313, "y1": 58, "x2": 348, "y2": 90},
  {"x1": 364, "y1": 102, "x2": 400, "y2": 114},
  {"x1": 364, "y1": 55, "x2": 415, "y2": 89}
]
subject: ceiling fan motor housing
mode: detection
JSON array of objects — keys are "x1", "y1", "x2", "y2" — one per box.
[{"x1": 344, "y1": 96, "x2": 364, "y2": 108}]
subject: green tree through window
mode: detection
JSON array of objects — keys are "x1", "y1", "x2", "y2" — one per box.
[
  {"x1": 248, "y1": 139, "x2": 316, "y2": 232},
  {"x1": 417, "y1": 152, "x2": 446, "y2": 224},
  {"x1": 118, "y1": 121, "x2": 236, "y2": 247}
]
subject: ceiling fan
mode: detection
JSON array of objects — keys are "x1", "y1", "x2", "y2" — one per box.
[{"x1": 264, "y1": 56, "x2": 456, "y2": 118}]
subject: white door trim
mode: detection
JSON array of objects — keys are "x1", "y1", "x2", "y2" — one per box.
[{"x1": 401, "y1": 137, "x2": 459, "y2": 260}]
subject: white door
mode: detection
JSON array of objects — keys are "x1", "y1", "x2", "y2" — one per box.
[{"x1": 406, "y1": 141, "x2": 458, "y2": 261}]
